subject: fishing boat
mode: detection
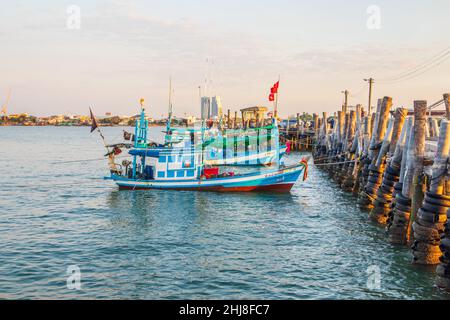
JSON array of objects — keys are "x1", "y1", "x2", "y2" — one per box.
[
  {"x1": 125, "y1": 106, "x2": 288, "y2": 166},
  {"x1": 105, "y1": 107, "x2": 307, "y2": 192}
]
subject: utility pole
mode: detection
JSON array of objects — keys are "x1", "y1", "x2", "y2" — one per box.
[
  {"x1": 364, "y1": 78, "x2": 374, "y2": 115},
  {"x1": 341, "y1": 90, "x2": 349, "y2": 114}
]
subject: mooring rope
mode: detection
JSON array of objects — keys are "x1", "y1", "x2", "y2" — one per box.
[
  {"x1": 50, "y1": 155, "x2": 128, "y2": 164},
  {"x1": 314, "y1": 160, "x2": 356, "y2": 166},
  {"x1": 312, "y1": 152, "x2": 349, "y2": 162}
]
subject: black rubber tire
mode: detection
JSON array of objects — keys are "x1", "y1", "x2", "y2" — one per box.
[
  {"x1": 439, "y1": 255, "x2": 450, "y2": 264},
  {"x1": 440, "y1": 252, "x2": 450, "y2": 262},
  {"x1": 368, "y1": 173, "x2": 381, "y2": 179},
  {"x1": 365, "y1": 185, "x2": 379, "y2": 196},
  {"x1": 413, "y1": 222, "x2": 441, "y2": 240},
  {"x1": 411, "y1": 241, "x2": 442, "y2": 254},
  {"x1": 393, "y1": 208, "x2": 411, "y2": 219},
  {"x1": 422, "y1": 201, "x2": 450, "y2": 214},
  {"x1": 383, "y1": 173, "x2": 399, "y2": 182},
  {"x1": 394, "y1": 182, "x2": 403, "y2": 190},
  {"x1": 412, "y1": 249, "x2": 442, "y2": 263},
  {"x1": 382, "y1": 179, "x2": 396, "y2": 188},
  {"x1": 393, "y1": 215, "x2": 408, "y2": 225},
  {"x1": 416, "y1": 219, "x2": 445, "y2": 231},
  {"x1": 368, "y1": 176, "x2": 381, "y2": 184},
  {"x1": 394, "y1": 203, "x2": 411, "y2": 213},
  {"x1": 424, "y1": 194, "x2": 450, "y2": 208},
  {"x1": 417, "y1": 207, "x2": 447, "y2": 223},
  {"x1": 426, "y1": 192, "x2": 450, "y2": 201},
  {"x1": 436, "y1": 264, "x2": 450, "y2": 277},
  {"x1": 395, "y1": 194, "x2": 411, "y2": 206},
  {"x1": 374, "y1": 200, "x2": 390, "y2": 208},
  {"x1": 413, "y1": 232, "x2": 441, "y2": 244},
  {"x1": 440, "y1": 238, "x2": 450, "y2": 252},
  {"x1": 380, "y1": 189, "x2": 395, "y2": 197},
  {"x1": 386, "y1": 165, "x2": 400, "y2": 176}
]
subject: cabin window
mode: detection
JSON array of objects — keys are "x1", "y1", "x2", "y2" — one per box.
[
  {"x1": 168, "y1": 156, "x2": 176, "y2": 163},
  {"x1": 157, "y1": 171, "x2": 165, "y2": 178},
  {"x1": 167, "y1": 170, "x2": 175, "y2": 178},
  {"x1": 176, "y1": 170, "x2": 185, "y2": 178},
  {"x1": 158, "y1": 156, "x2": 166, "y2": 163},
  {"x1": 186, "y1": 170, "x2": 195, "y2": 177}
]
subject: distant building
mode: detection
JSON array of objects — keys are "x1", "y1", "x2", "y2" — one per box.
[
  {"x1": 210, "y1": 96, "x2": 222, "y2": 119},
  {"x1": 201, "y1": 97, "x2": 211, "y2": 120},
  {"x1": 186, "y1": 116, "x2": 196, "y2": 126}
]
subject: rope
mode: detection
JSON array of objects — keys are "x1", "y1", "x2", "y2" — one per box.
[
  {"x1": 2, "y1": 180, "x2": 104, "y2": 189},
  {"x1": 314, "y1": 160, "x2": 356, "y2": 166},
  {"x1": 312, "y1": 152, "x2": 349, "y2": 162},
  {"x1": 300, "y1": 158, "x2": 309, "y2": 181},
  {"x1": 50, "y1": 155, "x2": 128, "y2": 164}
]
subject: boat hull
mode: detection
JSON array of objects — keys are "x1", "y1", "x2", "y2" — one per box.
[
  {"x1": 118, "y1": 183, "x2": 294, "y2": 192},
  {"x1": 112, "y1": 165, "x2": 303, "y2": 193}
]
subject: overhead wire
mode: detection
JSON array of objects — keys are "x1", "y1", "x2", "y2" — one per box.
[{"x1": 377, "y1": 46, "x2": 450, "y2": 83}]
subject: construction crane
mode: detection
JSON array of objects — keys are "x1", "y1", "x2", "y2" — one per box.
[{"x1": 1, "y1": 88, "x2": 11, "y2": 124}]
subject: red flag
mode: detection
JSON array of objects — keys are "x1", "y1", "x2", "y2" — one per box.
[
  {"x1": 269, "y1": 93, "x2": 275, "y2": 102},
  {"x1": 273, "y1": 81, "x2": 280, "y2": 89},
  {"x1": 273, "y1": 81, "x2": 279, "y2": 90},
  {"x1": 269, "y1": 80, "x2": 279, "y2": 96}
]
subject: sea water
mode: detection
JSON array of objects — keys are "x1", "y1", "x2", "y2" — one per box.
[{"x1": 0, "y1": 126, "x2": 448, "y2": 299}]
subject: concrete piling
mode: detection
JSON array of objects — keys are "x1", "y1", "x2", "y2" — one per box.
[
  {"x1": 412, "y1": 120, "x2": 450, "y2": 265},
  {"x1": 408, "y1": 101, "x2": 428, "y2": 244},
  {"x1": 312, "y1": 91, "x2": 450, "y2": 291},
  {"x1": 370, "y1": 108, "x2": 408, "y2": 224},
  {"x1": 444, "y1": 93, "x2": 450, "y2": 120},
  {"x1": 387, "y1": 120, "x2": 415, "y2": 244},
  {"x1": 358, "y1": 97, "x2": 392, "y2": 210}
]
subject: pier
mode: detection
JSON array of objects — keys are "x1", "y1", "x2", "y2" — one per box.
[
  {"x1": 279, "y1": 113, "x2": 316, "y2": 151},
  {"x1": 312, "y1": 93, "x2": 450, "y2": 291}
]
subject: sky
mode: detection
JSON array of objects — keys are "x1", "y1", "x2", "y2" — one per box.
[{"x1": 0, "y1": 0, "x2": 449, "y2": 118}]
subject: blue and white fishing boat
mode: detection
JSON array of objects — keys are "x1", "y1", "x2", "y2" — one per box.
[
  {"x1": 127, "y1": 106, "x2": 288, "y2": 166},
  {"x1": 106, "y1": 107, "x2": 308, "y2": 192}
]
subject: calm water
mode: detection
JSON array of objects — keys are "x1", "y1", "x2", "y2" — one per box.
[{"x1": 0, "y1": 126, "x2": 449, "y2": 299}]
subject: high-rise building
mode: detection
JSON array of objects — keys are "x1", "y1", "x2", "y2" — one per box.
[
  {"x1": 201, "y1": 97, "x2": 211, "y2": 120},
  {"x1": 210, "y1": 96, "x2": 222, "y2": 119}
]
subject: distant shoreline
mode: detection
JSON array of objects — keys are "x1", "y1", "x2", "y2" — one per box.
[{"x1": 0, "y1": 123, "x2": 166, "y2": 127}]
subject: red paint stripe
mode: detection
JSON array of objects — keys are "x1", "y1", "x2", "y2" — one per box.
[{"x1": 118, "y1": 183, "x2": 294, "y2": 192}]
